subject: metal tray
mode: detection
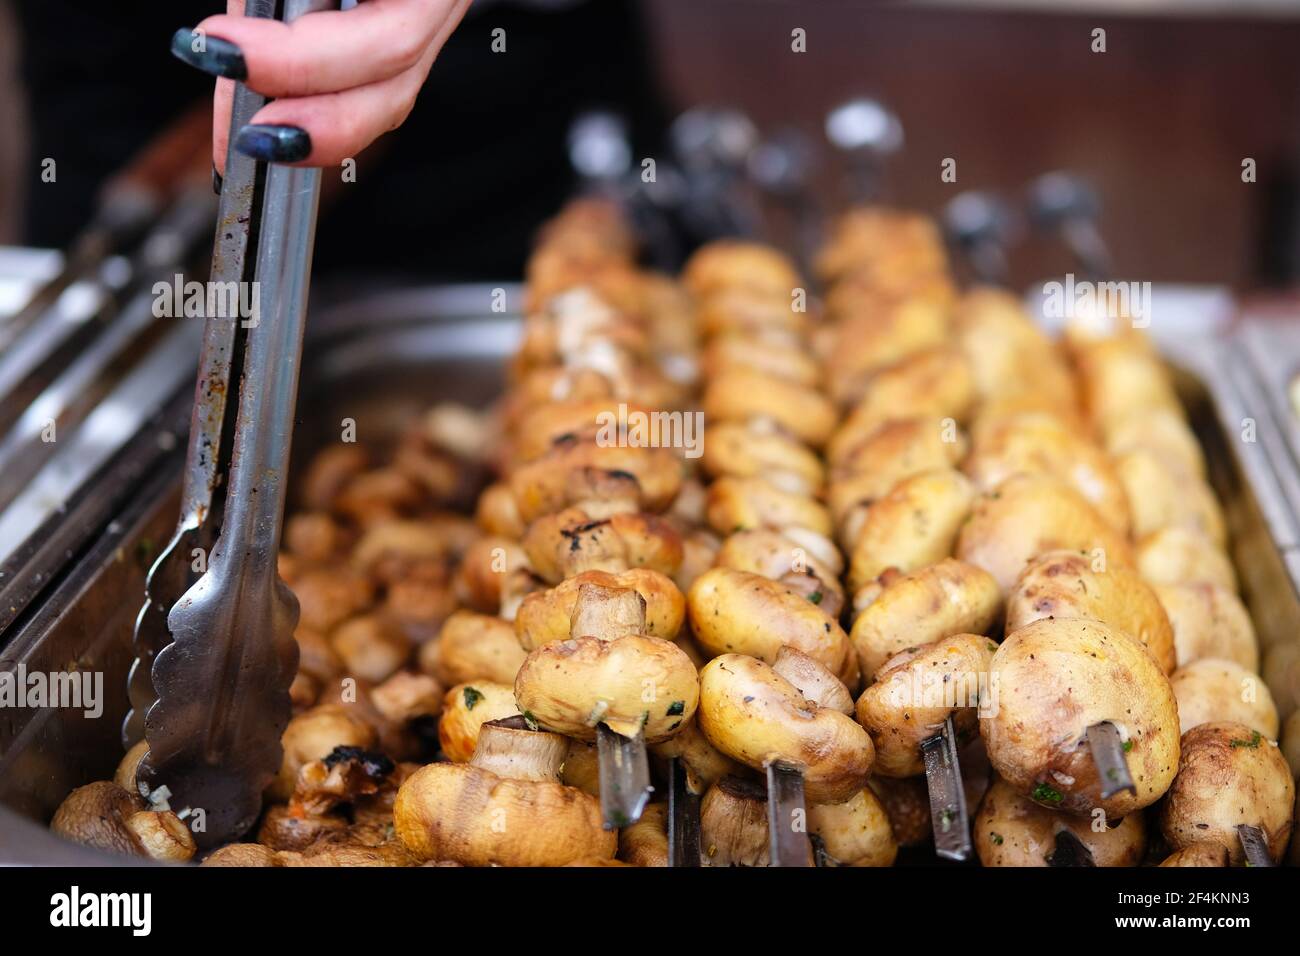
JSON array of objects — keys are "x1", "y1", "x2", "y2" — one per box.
[{"x1": 1, "y1": 283, "x2": 1296, "y2": 864}]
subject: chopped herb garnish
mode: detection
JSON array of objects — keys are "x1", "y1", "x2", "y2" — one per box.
[
  {"x1": 463, "y1": 686, "x2": 484, "y2": 710},
  {"x1": 990, "y1": 832, "x2": 1004, "y2": 845},
  {"x1": 808, "y1": 590, "x2": 823, "y2": 605},
  {"x1": 1032, "y1": 783, "x2": 1064, "y2": 804},
  {"x1": 1230, "y1": 731, "x2": 1262, "y2": 749},
  {"x1": 666, "y1": 700, "x2": 685, "y2": 716},
  {"x1": 522, "y1": 710, "x2": 539, "y2": 731},
  {"x1": 1121, "y1": 739, "x2": 1133, "y2": 753}
]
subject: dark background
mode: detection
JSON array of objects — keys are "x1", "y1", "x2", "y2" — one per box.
[{"x1": 9, "y1": 0, "x2": 1300, "y2": 289}]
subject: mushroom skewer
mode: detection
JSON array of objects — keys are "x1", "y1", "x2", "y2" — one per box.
[{"x1": 515, "y1": 583, "x2": 700, "y2": 831}]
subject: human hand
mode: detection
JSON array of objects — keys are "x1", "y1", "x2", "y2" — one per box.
[{"x1": 172, "y1": 0, "x2": 472, "y2": 171}]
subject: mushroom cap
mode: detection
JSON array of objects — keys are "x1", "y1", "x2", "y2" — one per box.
[
  {"x1": 980, "y1": 618, "x2": 1179, "y2": 817},
  {"x1": 808, "y1": 787, "x2": 898, "y2": 867},
  {"x1": 1114, "y1": 449, "x2": 1224, "y2": 546},
  {"x1": 1136, "y1": 526, "x2": 1236, "y2": 592},
  {"x1": 1158, "y1": 843, "x2": 1230, "y2": 867},
  {"x1": 856, "y1": 633, "x2": 996, "y2": 778},
  {"x1": 702, "y1": 370, "x2": 836, "y2": 449},
  {"x1": 700, "y1": 775, "x2": 771, "y2": 867},
  {"x1": 964, "y1": 411, "x2": 1131, "y2": 536},
  {"x1": 829, "y1": 416, "x2": 968, "y2": 520},
  {"x1": 522, "y1": 507, "x2": 683, "y2": 584},
  {"x1": 1170, "y1": 659, "x2": 1278, "y2": 738},
  {"x1": 1154, "y1": 582, "x2": 1256, "y2": 670},
  {"x1": 509, "y1": 440, "x2": 681, "y2": 524},
  {"x1": 393, "y1": 762, "x2": 614, "y2": 867},
  {"x1": 514, "y1": 568, "x2": 684, "y2": 651},
  {"x1": 438, "y1": 681, "x2": 520, "y2": 763},
  {"x1": 698, "y1": 654, "x2": 874, "y2": 804},
  {"x1": 1158, "y1": 721, "x2": 1295, "y2": 864},
  {"x1": 514, "y1": 632, "x2": 699, "y2": 741},
  {"x1": 1006, "y1": 549, "x2": 1176, "y2": 674},
  {"x1": 688, "y1": 567, "x2": 857, "y2": 689},
  {"x1": 421, "y1": 610, "x2": 527, "y2": 687},
  {"x1": 618, "y1": 802, "x2": 670, "y2": 867},
  {"x1": 273, "y1": 704, "x2": 378, "y2": 801},
  {"x1": 955, "y1": 473, "x2": 1134, "y2": 596},
  {"x1": 51, "y1": 781, "x2": 195, "y2": 862},
  {"x1": 827, "y1": 347, "x2": 975, "y2": 464},
  {"x1": 974, "y1": 776, "x2": 1146, "y2": 867},
  {"x1": 702, "y1": 421, "x2": 821, "y2": 496},
  {"x1": 849, "y1": 558, "x2": 1001, "y2": 684},
  {"x1": 682, "y1": 240, "x2": 801, "y2": 300},
  {"x1": 845, "y1": 468, "x2": 975, "y2": 592},
  {"x1": 705, "y1": 476, "x2": 833, "y2": 539}
]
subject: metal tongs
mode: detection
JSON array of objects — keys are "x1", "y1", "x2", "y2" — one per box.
[{"x1": 127, "y1": 0, "x2": 337, "y2": 849}]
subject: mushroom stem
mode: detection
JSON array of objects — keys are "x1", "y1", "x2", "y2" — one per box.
[
  {"x1": 570, "y1": 583, "x2": 647, "y2": 641},
  {"x1": 469, "y1": 718, "x2": 568, "y2": 782},
  {"x1": 772, "y1": 646, "x2": 853, "y2": 713}
]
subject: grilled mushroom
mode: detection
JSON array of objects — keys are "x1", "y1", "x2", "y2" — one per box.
[
  {"x1": 1157, "y1": 721, "x2": 1295, "y2": 865},
  {"x1": 697, "y1": 653, "x2": 873, "y2": 804},
  {"x1": 688, "y1": 567, "x2": 858, "y2": 689},
  {"x1": 1170, "y1": 659, "x2": 1278, "y2": 737},
  {"x1": 980, "y1": 618, "x2": 1180, "y2": 817},
  {"x1": 513, "y1": 583, "x2": 699, "y2": 742},
  {"x1": 51, "y1": 781, "x2": 196, "y2": 862},
  {"x1": 849, "y1": 558, "x2": 1001, "y2": 684},
  {"x1": 1006, "y1": 549, "x2": 1176, "y2": 674},
  {"x1": 974, "y1": 777, "x2": 1146, "y2": 867},
  {"x1": 394, "y1": 718, "x2": 614, "y2": 866}
]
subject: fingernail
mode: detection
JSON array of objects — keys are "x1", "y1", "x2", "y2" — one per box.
[
  {"x1": 170, "y1": 27, "x2": 247, "y2": 80},
  {"x1": 213, "y1": 165, "x2": 223, "y2": 195},
  {"x1": 233, "y1": 124, "x2": 312, "y2": 163}
]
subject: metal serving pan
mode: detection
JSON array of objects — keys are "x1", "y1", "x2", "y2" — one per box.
[{"x1": 1, "y1": 282, "x2": 1296, "y2": 864}]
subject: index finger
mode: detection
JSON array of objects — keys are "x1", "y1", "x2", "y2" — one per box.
[{"x1": 189, "y1": 0, "x2": 462, "y2": 97}]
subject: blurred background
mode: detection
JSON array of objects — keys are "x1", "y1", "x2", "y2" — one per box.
[{"x1": 2, "y1": 0, "x2": 1299, "y2": 288}]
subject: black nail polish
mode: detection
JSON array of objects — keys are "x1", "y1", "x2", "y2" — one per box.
[
  {"x1": 213, "y1": 165, "x2": 223, "y2": 195},
  {"x1": 233, "y1": 124, "x2": 312, "y2": 163},
  {"x1": 170, "y1": 27, "x2": 247, "y2": 80}
]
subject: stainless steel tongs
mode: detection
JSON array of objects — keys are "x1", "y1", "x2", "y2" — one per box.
[{"x1": 128, "y1": 0, "x2": 338, "y2": 849}]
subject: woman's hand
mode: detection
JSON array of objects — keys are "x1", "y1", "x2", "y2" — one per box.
[{"x1": 173, "y1": 0, "x2": 472, "y2": 170}]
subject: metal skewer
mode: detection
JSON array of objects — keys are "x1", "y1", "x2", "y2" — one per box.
[
  {"x1": 1047, "y1": 829, "x2": 1097, "y2": 867},
  {"x1": 1087, "y1": 720, "x2": 1137, "y2": 800},
  {"x1": 1236, "y1": 824, "x2": 1275, "y2": 867},
  {"x1": 1026, "y1": 171, "x2": 1114, "y2": 280},
  {"x1": 824, "y1": 97, "x2": 903, "y2": 205},
  {"x1": 943, "y1": 190, "x2": 1015, "y2": 287},
  {"x1": 766, "y1": 761, "x2": 815, "y2": 867},
  {"x1": 666, "y1": 756, "x2": 702, "y2": 867},
  {"x1": 596, "y1": 723, "x2": 653, "y2": 830},
  {"x1": 138, "y1": 0, "x2": 338, "y2": 847},
  {"x1": 123, "y1": 0, "x2": 277, "y2": 748},
  {"x1": 920, "y1": 715, "x2": 972, "y2": 861}
]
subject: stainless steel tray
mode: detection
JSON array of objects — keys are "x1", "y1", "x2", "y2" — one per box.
[{"x1": 1, "y1": 283, "x2": 1296, "y2": 865}]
